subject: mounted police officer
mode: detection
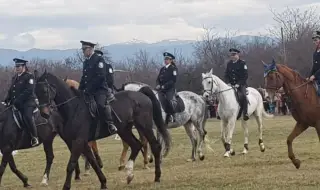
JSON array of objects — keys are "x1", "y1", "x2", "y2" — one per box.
[
  {"x1": 79, "y1": 41, "x2": 117, "y2": 134},
  {"x1": 224, "y1": 48, "x2": 249, "y2": 120},
  {"x1": 156, "y1": 52, "x2": 178, "y2": 123},
  {"x1": 3, "y1": 58, "x2": 39, "y2": 146},
  {"x1": 94, "y1": 49, "x2": 115, "y2": 93},
  {"x1": 308, "y1": 31, "x2": 320, "y2": 83}
]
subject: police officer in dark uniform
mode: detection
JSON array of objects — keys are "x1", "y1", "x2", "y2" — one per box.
[
  {"x1": 224, "y1": 48, "x2": 249, "y2": 120},
  {"x1": 94, "y1": 50, "x2": 115, "y2": 92},
  {"x1": 156, "y1": 52, "x2": 178, "y2": 123},
  {"x1": 79, "y1": 41, "x2": 117, "y2": 134},
  {"x1": 3, "y1": 58, "x2": 39, "y2": 146},
  {"x1": 308, "y1": 31, "x2": 320, "y2": 82}
]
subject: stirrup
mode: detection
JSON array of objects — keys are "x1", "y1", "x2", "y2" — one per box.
[{"x1": 31, "y1": 137, "x2": 39, "y2": 147}]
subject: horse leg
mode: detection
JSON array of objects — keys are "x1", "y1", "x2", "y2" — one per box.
[
  {"x1": 7, "y1": 152, "x2": 31, "y2": 188},
  {"x1": 221, "y1": 119, "x2": 228, "y2": 152},
  {"x1": 138, "y1": 131, "x2": 150, "y2": 169},
  {"x1": 254, "y1": 114, "x2": 265, "y2": 152},
  {"x1": 82, "y1": 144, "x2": 107, "y2": 190},
  {"x1": 193, "y1": 120, "x2": 206, "y2": 161},
  {"x1": 40, "y1": 138, "x2": 55, "y2": 186},
  {"x1": 118, "y1": 128, "x2": 142, "y2": 184},
  {"x1": 0, "y1": 152, "x2": 8, "y2": 186},
  {"x1": 183, "y1": 121, "x2": 197, "y2": 162},
  {"x1": 91, "y1": 141, "x2": 103, "y2": 169},
  {"x1": 241, "y1": 119, "x2": 249, "y2": 154},
  {"x1": 136, "y1": 123, "x2": 162, "y2": 183},
  {"x1": 63, "y1": 141, "x2": 81, "y2": 181},
  {"x1": 224, "y1": 118, "x2": 236, "y2": 157},
  {"x1": 287, "y1": 122, "x2": 308, "y2": 169},
  {"x1": 119, "y1": 139, "x2": 129, "y2": 171}
]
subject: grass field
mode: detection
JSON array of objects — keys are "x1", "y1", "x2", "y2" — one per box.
[{"x1": 2, "y1": 116, "x2": 320, "y2": 190}]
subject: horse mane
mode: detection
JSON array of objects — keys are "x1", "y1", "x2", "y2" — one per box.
[{"x1": 277, "y1": 64, "x2": 306, "y2": 83}]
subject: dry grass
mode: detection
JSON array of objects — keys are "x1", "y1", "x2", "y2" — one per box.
[{"x1": 2, "y1": 116, "x2": 320, "y2": 190}]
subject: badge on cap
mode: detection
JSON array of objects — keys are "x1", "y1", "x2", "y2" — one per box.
[
  {"x1": 109, "y1": 68, "x2": 113, "y2": 73},
  {"x1": 29, "y1": 79, "x2": 34, "y2": 84},
  {"x1": 173, "y1": 70, "x2": 177, "y2": 76},
  {"x1": 244, "y1": 65, "x2": 247, "y2": 70},
  {"x1": 98, "y1": 62, "x2": 104, "y2": 68}
]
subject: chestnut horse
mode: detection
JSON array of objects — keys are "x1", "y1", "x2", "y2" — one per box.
[
  {"x1": 63, "y1": 78, "x2": 151, "y2": 170},
  {"x1": 263, "y1": 60, "x2": 320, "y2": 169}
]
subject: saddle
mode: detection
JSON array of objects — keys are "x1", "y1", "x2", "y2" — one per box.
[
  {"x1": 158, "y1": 92, "x2": 185, "y2": 114},
  {"x1": 12, "y1": 107, "x2": 39, "y2": 129},
  {"x1": 232, "y1": 88, "x2": 250, "y2": 120}
]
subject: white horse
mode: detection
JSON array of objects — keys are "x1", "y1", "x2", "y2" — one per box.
[
  {"x1": 117, "y1": 81, "x2": 212, "y2": 162},
  {"x1": 201, "y1": 69, "x2": 273, "y2": 157}
]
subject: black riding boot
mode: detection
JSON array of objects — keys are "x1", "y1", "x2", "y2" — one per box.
[
  {"x1": 167, "y1": 101, "x2": 176, "y2": 123},
  {"x1": 25, "y1": 116, "x2": 39, "y2": 147},
  {"x1": 243, "y1": 99, "x2": 249, "y2": 121},
  {"x1": 103, "y1": 104, "x2": 117, "y2": 134}
]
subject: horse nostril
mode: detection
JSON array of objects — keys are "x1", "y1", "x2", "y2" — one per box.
[{"x1": 205, "y1": 95, "x2": 209, "y2": 98}]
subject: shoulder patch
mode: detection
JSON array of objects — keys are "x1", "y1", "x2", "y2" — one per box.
[
  {"x1": 244, "y1": 65, "x2": 247, "y2": 69},
  {"x1": 98, "y1": 62, "x2": 104, "y2": 68},
  {"x1": 29, "y1": 79, "x2": 34, "y2": 84},
  {"x1": 109, "y1": 67, "x2": 113, "y2": 73},
  {"x1": 173, "y1": 70, "x2": 177, "y2": 76}
]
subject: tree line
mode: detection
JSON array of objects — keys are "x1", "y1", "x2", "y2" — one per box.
[{"x1": 0, "y1": 7, "x2": 318, "y2": 98}]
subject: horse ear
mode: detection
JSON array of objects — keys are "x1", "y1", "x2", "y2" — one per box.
[
  {"x1": 209, "y1": 69, "x2": 213, "y2": 74},
  {"x1": 63, "y1": 76, "x2": 68, "y2": 81},
  {"x1": 261, "y1": 60, "x2": 267, "y2": 66},
  {"x1": 34, "y1": 70, "x2": 39, "y2": 80},
  {"x1": 201, "y1": 73, "x2": 205, "y2": 78}
]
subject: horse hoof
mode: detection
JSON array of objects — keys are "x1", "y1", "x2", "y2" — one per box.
[
  {"x1": 126, "y1": 174, "x2": 134, "y2": 184},
  {"x1": 118, "y1": 165, "x2": 125, "y2": 171},
  {"x1": 230, "y1": 150, "x2": 236, "y2": 156},
  {"x1": 24, "y1": 184, "x2": 32, "y2": 188},
  {"x1": 75, "y1": 177, "x2": 81, "y2": 181},
  {"x1": 293, "y1": 159, "x2": 301, "y2": 169},
  {"x1": 148, "y1": 156, "x2": 154, "y2": 163},
  {"x1": 84, "y1": 171, "x2": 90, "y2": 176},
  {"x1": 242, "y1": 149, "x2": 248, "y2": 155},
  {"x1": 100, "y1": 184, "x2": 108, "y2": 190},
  {"x1": 187, "y1": 158, "x2": 195, "y2": 162},
  {"x1": 260, "y1": 143, "x2": 265, "y2": 152},
  {"x1": 40, "y1": 182, "x2": 48, "y2": 187},
  {"x1": 143, "y1": 166, "x2": 150, "y2": 170},
  {"x1": 199, "y1": 155, "x2": 205, "y2": 161}
]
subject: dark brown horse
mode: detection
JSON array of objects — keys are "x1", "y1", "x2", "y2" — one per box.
[
  {"x1": 35, "y1": 71, "x2": 171, "y2": 190},
  {"x1": 263, "y1": 60, "x2": 319, "y2": 169}
]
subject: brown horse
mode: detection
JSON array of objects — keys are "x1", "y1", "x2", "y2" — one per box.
[
  {"x1": 63, "y1": 78, "x2": 103, "y2": 171},
  {"x1": 263, "y1": 60, "x2": 319, "y2": 169},
  {"x1": 63, "y1": 77, "x2": 151, "y2": 170}
]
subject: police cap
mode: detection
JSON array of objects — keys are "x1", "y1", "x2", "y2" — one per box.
[
  {"x1": 163, "y1": 52, "x2": 175, "y2": 59},
  {"x1": 13, "y1": 58, "x2": 28, "y2": 66}
]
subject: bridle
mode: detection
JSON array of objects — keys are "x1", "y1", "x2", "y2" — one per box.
[
  {"x1": 264, "y1": 70, "x2": 310, "y2": 98},
  {"x1": 37, "y1": 79, "x2": 77, "y2": 109},
  {"x1": 202, "y1": 76, "x2": 233, "y2": 97}
]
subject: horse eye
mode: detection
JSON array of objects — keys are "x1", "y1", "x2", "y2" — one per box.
[{"x1": 208, "y1": 81, "x2": 211, "y2": 84}]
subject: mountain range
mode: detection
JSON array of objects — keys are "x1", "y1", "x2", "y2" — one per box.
[{"x1": 0, "y1": 35, "x2": 277, "y2": 66}]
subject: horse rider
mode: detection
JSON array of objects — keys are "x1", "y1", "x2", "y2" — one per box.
[
  {"x1": 307, "y1": 31, "x2": 320, "y2": 83},
  {"x1": 94, "y1": 49, "x2": 115, "y2": 93},
  {"x1": 156, "y1": 52, "x2": 178, "y2": 123},
  {"x1": 3, "y1": 58, "x2": 39, "y2": 146},
  {"x1": 224, "y1": 48, "x2": 249, "y2": 121},
  {"x1": 79, "y1": 41, "x2": 117, "y2": 134}
]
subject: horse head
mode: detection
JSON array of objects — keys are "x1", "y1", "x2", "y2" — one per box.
[
  {"x1": 262, "y1": 59, "x2": 285, "y2": 102},
  {"x1": 35, "y1": 70, "x2": 58, "y2": 119},
  {"x1": 201, "y1": 69, "x2": 220, "y2": 100}
]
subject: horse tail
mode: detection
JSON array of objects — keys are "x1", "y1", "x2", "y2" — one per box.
[
  {"x1": 138, "y1": 86, "x2": 172, "y2": 157},
  {"x1": 262, "y1": 107, "x2": 274, "y2": 119}
]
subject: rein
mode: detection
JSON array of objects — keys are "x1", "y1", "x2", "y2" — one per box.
[
  {"x1": 202, "y1": 76, "x2": 233, "y2": 96},
  {"x1": 37, "y1": 80, "x2": 77, "y2": 109}
]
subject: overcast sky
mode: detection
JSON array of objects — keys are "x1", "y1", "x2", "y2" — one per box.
[{"x1": 0, "y1": 0, "x2": 318, "y2": 50}]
